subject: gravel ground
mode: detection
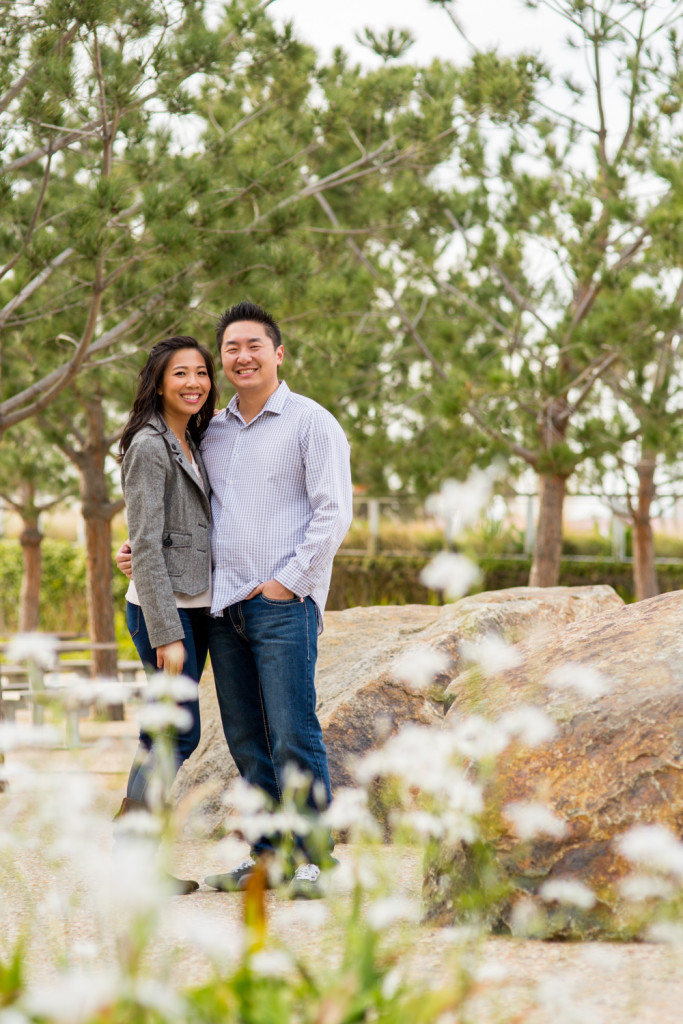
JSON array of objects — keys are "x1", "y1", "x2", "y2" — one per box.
[{"x1": 2, "y1": 710, "x2": 683, "y2": 1023}]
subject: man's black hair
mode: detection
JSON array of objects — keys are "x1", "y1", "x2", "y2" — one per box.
[{"x1": 215, "y1": 301, "x2": 282, "y2": 352}]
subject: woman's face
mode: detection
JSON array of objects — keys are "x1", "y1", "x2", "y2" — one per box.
[{"x1": 157, "y1": 348, "x2": 211, "y2": 420}]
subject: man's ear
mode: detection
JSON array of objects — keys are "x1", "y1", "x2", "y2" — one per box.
[{"x1": 276, "y1": 345, "x2": 284, "y2": 366}]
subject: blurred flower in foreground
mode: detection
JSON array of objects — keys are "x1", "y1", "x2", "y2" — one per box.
[
  {"x1": 504, "y1": 801, "x2": 568, "y2": 841},
  {"x1": 145, "y1": 673, "x2": 198, "y2": 702},
  {"x1": 22, "y1": 969, "x2": 117, "y2": 1024},
  {"x1": 539, "y1": 878, "x2": 596, "y2": 909},
  {"x1": 250, "y1": 949, "x2": 295, "y2": 978},
  {"x1": 0, "y1": 723, "x2": 60, "y2": 752},
  {"x1": 647, "y1": 921, "x2": 683, "y2": 944},
  {"x1": 322, "y1": 787, "x2": 378, "y2": 836},
  {"x1": 137, "y1": 704, "x2": 193, "y2": 734},
  {"x1": 6, "y1": 631, "x2": 58, "y2": 669},
  {"x1": 545, "y1": 662, "x2": 611, "y2": 699},
  {"x1": 459, "y1": 634, "x2": 522, "y2": 675},
  {"x1": 420, "y1": 552, "x2": 481, "y2": 599},
  {"x1": 391, "y1": 645, "x2": 451, "y2": 690},
  {"x1": 498, "y1": 705, "x2": 557, "y2": 747},
  {"x1": 616, "y1": 824, "x2": 683, "y2": 879},
  {"x1": 425, "y1": 466, "x2": 503, "y2": 531},
  {"x1": 366, "y1": 895, "x2": 420, "y2": 930},
  {"x1": 619, "y1": 874, "x2": 677, "y2": 902}
]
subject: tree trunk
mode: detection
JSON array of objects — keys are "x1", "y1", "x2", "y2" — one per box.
[
  {"x1": 529, "y1": 473, "x2": 566, "y2": 587},
  {"x1": 632, "y1": 453, "x2": 658, "y2": 601},
  {"x1": 19, "y1": 520, "x2": 42, "y2": 633},
  {"x1": 15, "y1": 480, "x2": 43, "y2": 632},
  {"x1": 67, "y1": 396, "x2": 124, "y2": 719}
]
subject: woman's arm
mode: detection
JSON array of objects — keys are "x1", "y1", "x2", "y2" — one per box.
[{"x1": 121, "y1": 436, "x2": 185, "y2": 651}]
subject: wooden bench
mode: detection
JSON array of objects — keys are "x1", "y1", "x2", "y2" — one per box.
[{"x1": 0, "y1": 638, "x2": 144, "y2": 743}]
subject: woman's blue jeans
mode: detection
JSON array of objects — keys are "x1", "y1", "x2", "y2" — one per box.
[{"x1": 125, "y1": 601, "x2": 209, "y2": 805}]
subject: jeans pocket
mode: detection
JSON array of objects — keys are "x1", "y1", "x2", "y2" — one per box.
[
  {"x1": 127, "y1": 603, "x2": 141, "y2": 639},
  {"x1": 257, "y1": 593, "x2": 299, "y2": 606}
]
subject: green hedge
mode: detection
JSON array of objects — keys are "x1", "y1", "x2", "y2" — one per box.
[
  {"x1": 329, "y1": 553, "x2": 683, "y2": 608},
  {"x1": 3, "y1": 541, "x2": 682, "y2": 635},
  {"x1": 0, "y1": 539, "x2": 129, "y2": 636}
]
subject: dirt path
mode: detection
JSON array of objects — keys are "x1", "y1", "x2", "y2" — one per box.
[{"x1": 2, "y1": 710, "x2": 682, "y2": 1023}]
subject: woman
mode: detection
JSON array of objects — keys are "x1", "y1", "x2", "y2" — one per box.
[{"x1": 114, "y1": 335, "x2": 218, "y2": 893}]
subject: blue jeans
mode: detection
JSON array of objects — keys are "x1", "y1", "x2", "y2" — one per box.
[
  {"x1": 208, "y1": 595, "x2": 332, "y2": 858},
  {"x1": 126, "y1": 601, "x2": 209, "y2": 805}
]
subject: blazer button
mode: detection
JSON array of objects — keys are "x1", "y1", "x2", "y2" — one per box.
[{"x1": 163, "y1": 536, "x2": 173, "y2": 547}]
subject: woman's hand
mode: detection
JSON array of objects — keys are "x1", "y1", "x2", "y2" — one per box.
[
  {"x1": 157, "y1": 640, "x2": 185, "y2": 674},
  {"x1": 116, "y1": 540, "x2": 133, "y2": 579}
]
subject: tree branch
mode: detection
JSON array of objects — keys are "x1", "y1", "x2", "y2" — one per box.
[
  {"x1": 314, "y1": 190, "x2": 447, "y2": 380},
  {"x1": 467, "y1": 401, "x2": 538, "y2": 467},
  {"x1": 0, "y1": 247, "x2": 75, "y2": 329}
]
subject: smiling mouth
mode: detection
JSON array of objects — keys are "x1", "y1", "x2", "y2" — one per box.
[{"x1": 181, "y1": 394, "x2": 202, "y2": 402}]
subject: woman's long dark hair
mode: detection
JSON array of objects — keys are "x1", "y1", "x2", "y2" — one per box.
[{"x1": 118, "y1": 336, "x2": 219, "y2": 461}]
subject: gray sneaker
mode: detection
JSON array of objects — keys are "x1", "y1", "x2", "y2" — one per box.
[
  {"x1": 287, "y1": 862, "x2": 322, "y2": 900},
  {"x1": 205, "y1": 858, "x2": 259, "y2": 892}
]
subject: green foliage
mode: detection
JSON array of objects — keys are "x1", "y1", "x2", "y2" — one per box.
[{"x1": 0, "y1": 540, "x2": 129, "y2": 636}]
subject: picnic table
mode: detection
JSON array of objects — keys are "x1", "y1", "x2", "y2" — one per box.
[{"x1": 0, "y1": 637, "x2": 145, "y2": 744}]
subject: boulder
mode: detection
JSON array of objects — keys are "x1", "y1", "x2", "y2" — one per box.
[
  {"x1": 425, "y1": 589, "x2": 683, "y2": 938},
  {"x1": 173, "y1": 586, "x2": 620, "y2": 831}
]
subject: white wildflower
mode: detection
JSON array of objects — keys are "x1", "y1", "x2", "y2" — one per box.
[
  {"x1": 619, "y1": 874, "x2": 677, "y2": 903},
  {"x1": 97, "y1": 843, "x2": 167, "y2": 916},
  {"x1": 223, "y1": 778, "x2": 271, "y2": 814},
  {"x1": 509, "y1": 896, "x2": 545, "y2": 937},
  {"x1": 137, "y1": 703, "x2": 193, "y2": 733},
  {"x1": 392, "y1": 809, "x2": 447, "y2": 840},
  {"x1": 322, "y1": 787, "x2": 375, "y2": 832},
  {"x1": 546, "y1": 663, "x2": 611, "y2": 699},
  {"x1": 282, "y1": 763, "x2": 313, "y2": 793},
  {"x1": 367, "y1": 895, "x2": 420, "y2": 930},
  {"x1": 450, "y1": 714, "x2": 510, "y2": 761},
  {"x1": 0, "y1": 1009, "x2": 28, "y2": 1024},
  {"x1": 93, "y1": 679, "x2": 133, "y2": 706},
  {"x1": 0, "y1": 723, "x2": 60, "y2": 752},
  {"x1": 425, "y1": 467, "x2": 502, "y2": 530},
  {"x1": 499, "y1": 706, "x2": 557, "y2": 747},
  {"x1": 647, "y1": 921, "x2": 683, "y2": 944},
  {"x1": 504, "y1": 801, "x2": 568, "y2": 841},
  {"x1": 474, "y1": 961, "x2": 512, "y2": 983},
  {"x1": 330, "y1": 852, "x2": 379, "y2": 892},
  {"x1": 22, "y1": 970, "x2": 117, "y2": 1024},
  {"x1": 616, "y1": 824, "x2": 683, "y2": 879},
  {"x1": 250, "y1": 949, "x2": 294, "y2": 978},
  {"x1": 419, "y1": 552, "x2": 481, "y2": 599},
  {"x1": 132, "y1": 979, "x2": 185, "y2": 1018},
  {"x1": 381, "y1": 968, "x2": 403, "y2": 1000},
  {"x1": 145, "y1": 672, "x2": 197, "y2": 702},
  {"x1": 391, "y1": 646, "x2": 451, "y2": 690},
  {"x1": 460, "y1": 634, "x2": 522, "y2": 675},
  {"x1": 7, "y1": 631, "x2": 57, "y2": 668},
  {"x1": 539, "y1": 878, "x2": 596, "y2": 909}
]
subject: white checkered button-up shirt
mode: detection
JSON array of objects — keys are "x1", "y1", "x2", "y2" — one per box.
[{"x1": 201, "y1": 381, "x2": 353, "y2": 632}]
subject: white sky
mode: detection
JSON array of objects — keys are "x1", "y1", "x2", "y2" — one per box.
[{"x1": 269, "y1": 0, "x2": 570, "y2": 70}]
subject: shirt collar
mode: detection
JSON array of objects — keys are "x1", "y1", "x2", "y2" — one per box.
[{"x1": 226, "y1": 380, "x2": 290, "y2": 423}]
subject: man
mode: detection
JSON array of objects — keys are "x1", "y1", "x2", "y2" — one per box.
[{"x1": 119, "y1": 301, "x2": 352, "y2": 898}]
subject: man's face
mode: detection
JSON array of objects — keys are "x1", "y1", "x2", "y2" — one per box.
[{"x1": 220, "y1": 320, "x2": 283, "y2": 396}]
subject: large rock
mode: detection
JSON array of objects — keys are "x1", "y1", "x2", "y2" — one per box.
[
  {"x1": 425, "y1": 589, "x2": 683, "y2": 938},
  {"x1": 173, "y1": 586, "x2": 620, "y2": 829}
]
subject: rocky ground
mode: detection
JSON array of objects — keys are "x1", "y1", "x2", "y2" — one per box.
[{"x1": 2, "y1": 707, "x2": 683, "y2": 1024}]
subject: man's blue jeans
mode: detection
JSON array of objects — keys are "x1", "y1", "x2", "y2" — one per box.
[
  {"x1": 208, "y1": 595, "x2": 332, "y2": 858},
  {"x1": 126, "y1": 601, "x2": 209, "y2": 804}
]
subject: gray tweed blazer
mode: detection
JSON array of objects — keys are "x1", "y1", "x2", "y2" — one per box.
[{"x1": 120, "y1": 414, "x2": 212, "y2": 648}]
